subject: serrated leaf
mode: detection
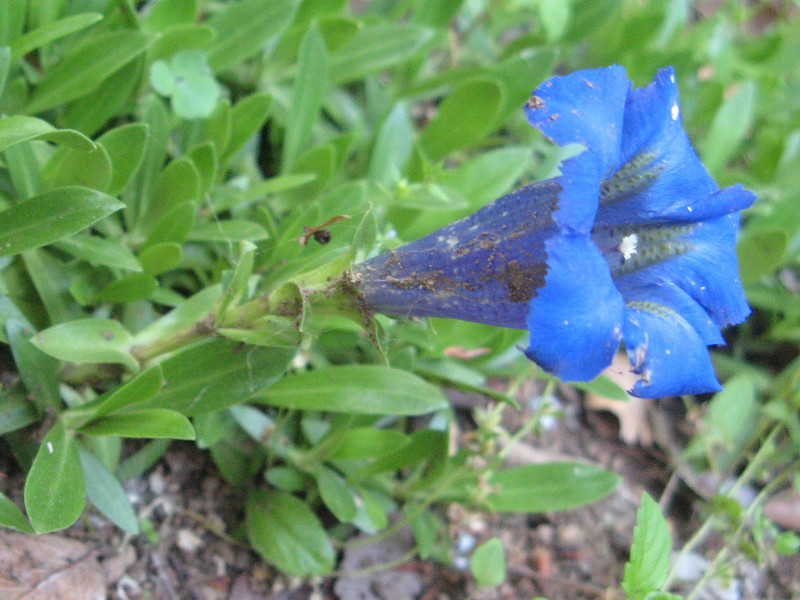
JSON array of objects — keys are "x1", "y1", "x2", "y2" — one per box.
[
  {"x1": 255, "y1": 365, "x2": 448, "y2": 415},
  {"x1": 32, "y1": 318, "x2": 138, "y2": 372},
  {"x1": 0, "y1": 187, "x2": 124, "y2": 257},
  {"x1": 246, "y1": 489, "x2": 335, "y2": 576},
  {"x1": 24, "y1": 421, "x2": 86, "y2": 533},
  {"x1": 622, "y1": 493, "x2": 672, "y2": 597}
]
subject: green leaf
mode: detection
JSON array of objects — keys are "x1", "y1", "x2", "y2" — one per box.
[
  {"x1": 329, "y1": 428, "x2": 409, "y2": 460},
  {"x1": 9, "y1": 12, "x2": 103, "y2": 61},
  {"x1": 91, "y1": 365, "x2": 164, "y2": 419},
  {"x1": 328, "y1": 23, "x2": 434, "y2": 84},
  {"x1": 622, "y1": 493, "x2": 672, "y2": 597},
  {"x1": 81, "y1": 409, "x2": 195, "y2": 440},
  {"x1": 0, "y1": 491, "x2": 33, "y2": 533},
  {"x1": 78, "y1": 446, "x2": 139, "y2": 534},
  {"x1": 737, "y1": 228, "x2": 787, "y2": 284},
  {"x1": 0, "y1": 187, "x2": 124, "y2": 257},
  {"x1": 315, "y1": 467, "x2": 358, "y2": 522},
  {"x1": 369, "y1": 103, "x2": 413, "y2": 185},
  {"x1": 187, "y1": 142, "x2": 217, "y2": 195},
  {"x1": 701, "y1": 80, "x2": 756, "y2": 174},
  {"x1": 54, "y1": 234, "x2": 142, "y2": 272},
  {"x1": 215, "y1": 241, "x2": 256, "y2": 321},
  {"x1": 572, "y1": 375, "x2": 630, "y2": 402},
  {"x1": 282, "y1": 22, "x2": 327, "y2": 171},
  {"x1": 486, "y1": 462, "x2": 620, "y2": 512},
  {"x1": 143, "y1": 202, "x2": 197, "y2": 247},
  {"x1": 206, "y1": 0, "x2": 297, "y2": 72},
  {"x1": 138, "y1": 242, "x2": 182, "y2": 276},
  {"x1": 27, "y1": 30, "x2": 150, "y2": 114},
  {"x1": 144, "y1": 157, "x2": 201, "y2": 231},
  {"x1": 222, "y1": 92, "x2": 272, "y2": 165},
  {"x1": 255, "y1": 365, "x2": 448, "y2": 415},
  {"x1": 140, "y1": 339, "x2": 295, "y2": 415},
  {"x1": 46, "y1": 144, "x2": 113, "y2": 192},
  {"x1": 96, "y1": 273, "x2": 158, "y2": 303},
  {"x1": 246, "y1": 489, "x2": 336, "y2": 576},
  {"x1": 419, "y1": 78, "x2": 504, "y2": 161},
  {"x1": 32, "y1": 318, "x2": 139, "y2": 372},
  {"x1": 6, "y1": 318, "x2": 60, "y2": 409},
  {"x1": 0, "y1": 384, "x2": 38, "y2": 436},
  {"x1": 97, "y1": 123, "x2": 149, "y2": 196},
  {"x1": 24, "y1": 421, "x2": 86, "y2": 533},
  {"x1": 187, "y1": 219, "x2": 270, "y2": 242},
  {"x1": 143, "y1": 0, "x2": 197, "y2": 32},
  {"x1": 0, "y1": 115, "x2": 95, "y2": 153},
  {"x1": 538, "y1": 0, "x2": 571, "y2": 41},
  {"x1": 132, "y1": 285, "x2": 222, "y2": 347},
  {"x1": 471, "y1": 537, "x2": 506, "y2": 587}
]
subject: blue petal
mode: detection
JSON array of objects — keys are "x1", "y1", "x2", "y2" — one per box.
[
  {"x1": 355, "y1": 181, "x2": 560, "y2": 329},
  {"x1": 525, "y1": 66, "x2": 631, "y2": 232},
  {"x1": 616, "y1": 282, "x2": 724, "y2": 346},
  {"x1": 615, "y1": 212, "x2": 750, "y2": 328},
  {"x1": 596, "y1": 68, "x2": 755, "y2": 226},
  {"x1": 526, "y1": 234, "x2": 625, "y2": 381},
  {"x1": 624, "y1": 303, "x2": 722, "y2": 398}
]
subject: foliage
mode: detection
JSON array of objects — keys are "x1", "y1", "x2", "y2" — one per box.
[{"x1": 0, "y1": 0, "x2": 797, "y2": 596}]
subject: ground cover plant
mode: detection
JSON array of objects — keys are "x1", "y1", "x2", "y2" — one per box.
[{"x1": 0, "y1": 0, "x2": 799, "y2": 598}]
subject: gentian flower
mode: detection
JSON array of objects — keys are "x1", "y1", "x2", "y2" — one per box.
[{"x1": 354, "y1": 66, "x2": 755, "y2": 398}]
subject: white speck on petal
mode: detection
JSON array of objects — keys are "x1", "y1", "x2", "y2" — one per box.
[
  {"x1": 46, "y1": 442, "x2": 54, "y2": 454},
  {"x1": 563, "y1": 320, "x2": 569, "y2": 325},
  {"x1": 687, "y1": 206, "x2": 693, "y2": 212},
  {"x1": 670, "y1": 73, "x2": 675, "y2": 83},
  {"x1": 671, "y1": 103, "x2": 679, "y2": 120},
  {"x1": 620, "y1": 234, "x2": 638, "y2": 260}
]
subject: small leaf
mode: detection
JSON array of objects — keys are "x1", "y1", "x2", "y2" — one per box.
[
  {"x1": 419, "y1": 78, "x2": 505, "y2": 161},
  {"x1": 9, "y1": 12, "x2": 103, "y2": 61},
  {"x1": 206, "y1": 0, "x2": 297, "y2": 72},
  {"x1": 282, "y1": 22, "x2": 327, "y2": 171},
  {"x1": 223, "y1": 92, "x2": 272, "y2": 165},
  {"x1": 47, "y1": 144, "x2": 113, "y2": 191},
  {"x1": 246, "y1": 489, "x2": 336, "y2": 576},
  {"x1": 0, "y1": 491, "x2": 34, "y2": 533},
  {"x1": 0, "y1": 115, "x2": 95, "y2": 153},
  {"x1": 486, "y1": 462, "x2": 620, "y2": 512},
  {"x1": 32, "y1": 318, "x2": 138, "y2": 372},
  {"x1": 701, "y1": 81, "x2": 756, "y2": 174},
  {"x1": 91, "y1": 365, "x2": 164, "y2": 418},
  {"x1": 27, "y1": 30, "x2": 150, "y2": 114},
  {"x1": 0, "y1": 384, "x2": 38, "y2": 436},
  {"x1": 328, "y1": 23, "x2": 434, "y2": 84},
  {"x1": 315, "y1": 468, "x2": 358, "y2": 523},
  {"x1": 55, "y1": 234, "x2": 142, "y2": 272},
  {"x1": 81, "y1": 409, "x2": 195, "y2": 440},
  {"x1": 6, "y1": 319, "x2": 60, "y2": 409},
  {"x1": 78, "y1": 446, "x2": 139, "y2": 534},
  {"x1": 97, "y1": 123, "x2": 149, "y2": 196},
  {"x1": 96, "y1": 273, "x2": 158, "y2": 303},
  {"x1": 255, "y1": 365, "x2": 448, "y2": 415},
  {"x1": 24, "y1": 422, "x2": 86, "y2": 533},
  {"x1": 471, "y1": 537, "x2": 506, "y2": 587},
  {"x1": 622, "y1": 492, "x2": 672, "y2": 597},
  {"x1": 187, "y1": 220, "x2": 270, "y2": 242},
  {"x1": 0, "y1": 187, "x2": 124, "y2": 257},
  {"x1": 138, "y1": 242, "x2": 182, "y2": 276}
]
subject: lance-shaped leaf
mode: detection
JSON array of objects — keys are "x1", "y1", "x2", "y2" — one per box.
[{"x1": 0, "y1": 187, "x2": 124, "y2": 257}]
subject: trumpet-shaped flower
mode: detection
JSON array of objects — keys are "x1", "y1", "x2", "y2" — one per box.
[{"x1": 354, "y1": 66, "x2": 755, "y2": 398}]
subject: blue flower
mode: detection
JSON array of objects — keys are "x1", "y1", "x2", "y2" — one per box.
[{"x1": 354, "y1": 66, "x2": 755, "y2": 398}]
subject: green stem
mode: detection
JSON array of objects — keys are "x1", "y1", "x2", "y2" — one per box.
[{"x1": 662, "y1": 425, "x2": 784, "y2": 593}]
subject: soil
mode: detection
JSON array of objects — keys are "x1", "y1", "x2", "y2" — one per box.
[{"x1": 2, "y1": 379, "x2": 799, "y2": 600}]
